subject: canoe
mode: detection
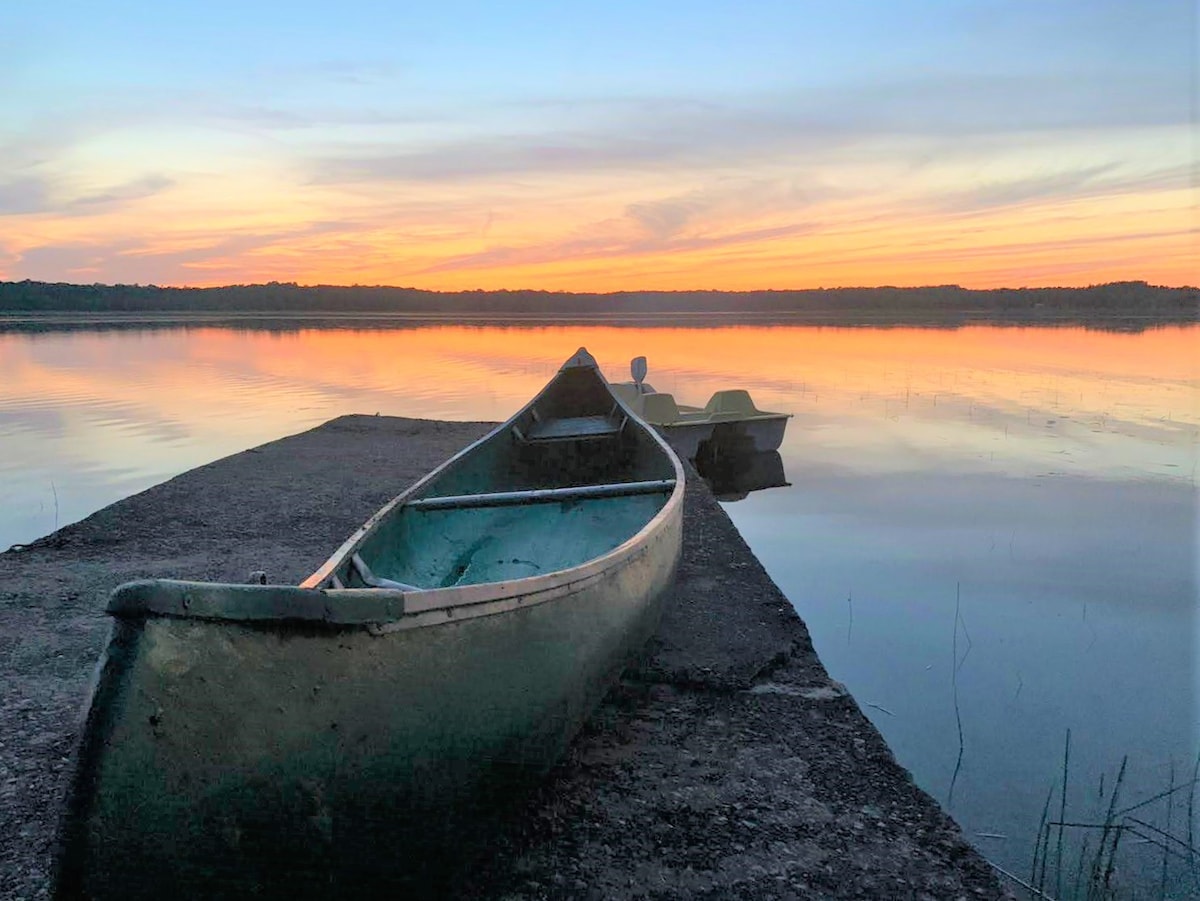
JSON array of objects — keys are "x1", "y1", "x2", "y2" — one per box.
[
  {"x1": 610, "y1": 356, "x2": 791, "y2": 460},
  {"x1": 54, "y1": 347, "x2": 684, "y2": 898}
]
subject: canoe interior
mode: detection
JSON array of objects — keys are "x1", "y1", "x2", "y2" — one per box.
[
  {"x1": 355, "y1": 494, "x2": 668, "y2": 589},
  {"x1": 329, "y1": 364, "x2": 675, "y2": 591}
]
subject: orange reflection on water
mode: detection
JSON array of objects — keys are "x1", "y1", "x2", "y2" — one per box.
[
  {"x1": 2, "y1": 322, "x2": 1196, "y2": 483},
  {"x1": 6, "y1": 322, "x2": 1195, "y2": 428},
  {"x1": 0, "y1": 321, "x2": 1195, "y2": 547}
]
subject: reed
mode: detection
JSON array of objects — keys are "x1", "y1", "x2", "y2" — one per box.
[
  {"x1": 1031, "y1": 783, "x2": 1054, "y2": 897},
  {"x1": 1071, "y1": 835, "x2": 1089, "y2": 900},
  {"x1": 1160, "y1": 761, "x2": 1174, "y2": 898},
  {"x1": 1056, "y1": 728, "x2": 1070, "y2": 900},
  {"x1": 1088, "y1": 754, "x2": 1126, "y2": 900},
  {"x1": 948, "y1": 582, "x2": 967, "y2": 805},
  {"x1": 1022, "y1": 735, "x2": 1200, "y2": 900},
  {"x1": 1189, "y1": 750, "x2": 1199, "y2": 889}
]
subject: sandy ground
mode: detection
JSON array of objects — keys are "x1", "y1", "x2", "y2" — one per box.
[{"x1": 0, "y1": 415, "x2": 1006, "y2": 898}]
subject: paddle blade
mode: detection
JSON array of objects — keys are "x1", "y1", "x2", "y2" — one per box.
[{"x1": 631, "y1": 356, "x2": 648, "y2": 385}]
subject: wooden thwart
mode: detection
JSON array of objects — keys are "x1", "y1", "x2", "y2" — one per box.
[
  {"x1": 407, "y1": 479, "x2": 676, "y2": 511},
  {"x1": 522, "y1": 413, "x2": 625, "y2": 442}
]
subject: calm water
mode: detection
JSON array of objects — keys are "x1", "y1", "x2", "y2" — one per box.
[{"x1": 2, "y1": 320, "x2": 1196, "y2": 894}]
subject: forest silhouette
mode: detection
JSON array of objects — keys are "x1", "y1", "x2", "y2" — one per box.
[{"x1": 1, "y1": 280, "x2": 1194, "y2": 328}]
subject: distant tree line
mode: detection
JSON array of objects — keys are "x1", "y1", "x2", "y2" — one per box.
[{"x1": 0, "y1": 279, "x2": 1195, "y2": 324}]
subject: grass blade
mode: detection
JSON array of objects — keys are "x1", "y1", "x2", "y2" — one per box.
[
  {"x1": 1032, "y1": 782, "x2": 1054, "y2": 897},
  {"x1": 1056, "y1": 729, "x2": 1070, "y2": 900}
]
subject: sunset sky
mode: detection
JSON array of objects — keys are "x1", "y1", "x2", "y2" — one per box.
[{"x1": 1, "y1": 0, "x2": 1194, "y2": 291}]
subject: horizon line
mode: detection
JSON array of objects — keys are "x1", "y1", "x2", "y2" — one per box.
[{"x1": 3, "y1": 278, "x2": 1195, "y2": 294}]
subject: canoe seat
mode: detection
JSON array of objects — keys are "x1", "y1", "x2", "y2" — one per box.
[
  {"x1": 640, "y1": 393, "x2": 681, "y2": 425},
  {"x1": 408, "y1": 479, "x2": 676, "y2": 511},
  {"x1": 703, "y1": 389, "x2": 762, "y2": 419},
  {"x1": 521, "y1": 412, "x2": 626, "y2": 442}
]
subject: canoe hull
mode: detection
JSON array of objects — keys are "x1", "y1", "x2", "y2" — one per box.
[{"x1": 57, "y1": 505, "x2": 680, "y2": 896}]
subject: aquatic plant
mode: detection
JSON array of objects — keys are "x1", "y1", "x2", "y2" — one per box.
[{"x1": 1013, "y1": 736, "x2": 1200, "y2": 900}]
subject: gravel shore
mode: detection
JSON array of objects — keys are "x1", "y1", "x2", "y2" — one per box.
[{"x1": 0, "y1": 415, "x2": 1006, "y2": 898}]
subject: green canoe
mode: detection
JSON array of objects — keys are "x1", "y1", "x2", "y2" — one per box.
[{"x1": 55, "y1": 347, "x2": 684, "y2": 898}]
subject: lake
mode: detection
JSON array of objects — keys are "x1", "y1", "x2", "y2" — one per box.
[{"x1": 1, "y1": 319, "x2": 1196, "y2": 895}]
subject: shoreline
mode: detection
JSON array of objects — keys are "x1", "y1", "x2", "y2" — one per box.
[
  {"x1": 0, "y1": 415, "x2": 1006, "y2": 898},
  {"x1": 2, "y1": 279, "x2": 1194, "y2": 333},
  {"x1": 1, "y1": 308, "x2": 1192, "y2": 333}
]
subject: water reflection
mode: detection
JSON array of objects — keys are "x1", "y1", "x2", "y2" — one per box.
[
  {"x1": 0, "y1": 321, "x2": 1195, "y2": 893},
  {"x1": 11, "y1": 318, "x2": 1186, "y2": 553},
  {"x1": 693, "y1": 449, "x2": 791, "y2": 502}
]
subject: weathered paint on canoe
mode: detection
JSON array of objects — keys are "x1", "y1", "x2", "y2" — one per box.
[{"x1": 54, "y1": 348, "x2": 684, "y2": 898}]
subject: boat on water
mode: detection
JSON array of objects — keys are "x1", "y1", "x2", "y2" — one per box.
[
  {"x1": 55, "y1": 348, "x2": 684, "y2": 898},
  {"x1": 610, "y1": 356, "x2": 792, "y2": 460}
]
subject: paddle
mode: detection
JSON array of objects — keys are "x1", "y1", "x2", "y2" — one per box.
[{"x1": 631, "y1": 355, "x2": 648, "y2": 393}]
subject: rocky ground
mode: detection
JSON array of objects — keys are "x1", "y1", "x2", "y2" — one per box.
[{"x1": 0, "y1": 415, "x2": 1007, "y2": 898}]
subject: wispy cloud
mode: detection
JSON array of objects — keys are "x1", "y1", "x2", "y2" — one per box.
[
  {"x1": 626, "y1": 179, "x2": 829, "y2": 241},
  {"x1": 70, "y1": 175, "x2": 174, "y2": 209},
  {"x1": 840, "y1": 71, "x2": 1188, "y2": 134},
  {"x1": 418, "y1": 219, "x2": 820, "y2": 276},
  {"x1": 304, "y1": 65, "x2": 1190, "y2": 190},
  {"x1": 933, "y1": 165, "x2": 1120, "y2": 214},
  {"x1": 927, "y1": 162, "x2": 1193, "y2": 215},
  {"x1": 0, "y1": 172, "x2": 174, "y2": 217},
  {"x1": 189, "y1": 99, "x2": 446, "y2": 131},
  {"x1": 245, "y1": 59, "x2": 408, "y2": 88},
  {"x1": 10, "y1": 220, "x2": 349, "y2": 285},
  {"x1": 310, "y1": 132, "x2": 693, "y2": 184},
  {"x1": 0, "y1": 177, "x2": 50, "y2": 215},
  {"x1": 626, "y1": 192, "x2": 712, "y2": 241},
  {"x1": 306, "y1": 101, "x2": 839, "y2": 186}
]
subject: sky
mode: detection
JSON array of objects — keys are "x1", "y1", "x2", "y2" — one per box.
[{"x1": 0, "y1": 0, "x2": 1194, "y2": 291}]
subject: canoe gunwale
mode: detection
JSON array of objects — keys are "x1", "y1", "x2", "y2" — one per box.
[
  {"x1": 105, "y1": 505, "x2": 679, "y2": 631},
  {"x1": 103, "y1": 529, "x2": 662, "y2": 632}
]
